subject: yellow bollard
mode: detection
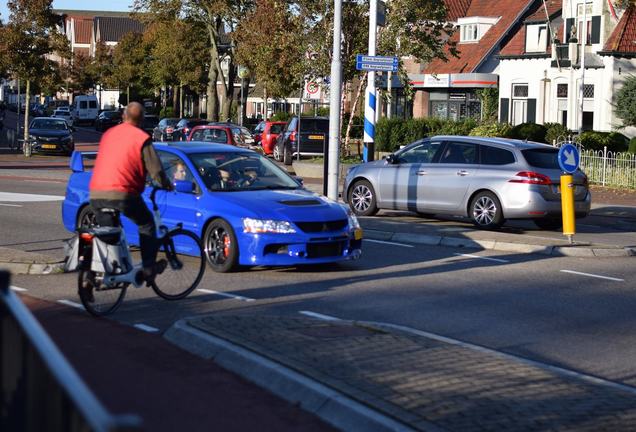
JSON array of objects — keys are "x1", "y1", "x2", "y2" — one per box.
[{"x1": 561, "y1": 174, "x2": 575, "y2": 243}]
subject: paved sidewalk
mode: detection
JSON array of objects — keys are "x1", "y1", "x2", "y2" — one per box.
[{"x1": 166, "y1": 314, "x2": 636, "y2": 432}]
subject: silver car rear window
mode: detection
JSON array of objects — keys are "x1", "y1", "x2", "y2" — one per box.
[{"x1": 521, "y1": 148, "x2": 560, "y2": 169}]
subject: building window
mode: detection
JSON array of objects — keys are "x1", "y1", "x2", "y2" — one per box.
[
  {"x1": 429, "y1": 91, "x2": 481, "y2": 121},
  {"x1": 526, "y1": 24, "x2": 548, "y2": 52},
  {"x1": 512, "y1": 84, "x2": 529, "y2": 98},
  {"x1": 461, "y1": 24, "x2": 478, "y2": 42},
  {"x1": 583, "y1": 84, "x2": 594, "y2": 98},
  {"x1": 577, "y1": 2, "x2": 593, "y2": 45},
  {"x1": 557, "y1": 84, "x2": 568, "y2": 98}
]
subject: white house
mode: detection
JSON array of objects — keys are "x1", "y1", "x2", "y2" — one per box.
[{"x1": 498, "y1": 0, "x2": 636, "y2": 137}]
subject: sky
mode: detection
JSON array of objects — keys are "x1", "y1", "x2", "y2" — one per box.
[{"x1": 1, "y1": 0, "x2": 135, "y2": 22}]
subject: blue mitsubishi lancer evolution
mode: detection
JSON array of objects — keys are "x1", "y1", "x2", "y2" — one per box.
[{"x1": 62, "y1": 142, "x2": 363, "y2": 272}]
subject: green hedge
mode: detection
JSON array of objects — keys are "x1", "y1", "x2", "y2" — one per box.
[
  {"x1": 468, "y1": 122, "x2": 512, "y2": 137},
  {"x1": 508, "y1": 122, "x2": 548, "y2": 143},
  {"x1": 579, "y1": 131, "x2": 629, "y2": 152},
  {"x1": 544, "y1": 122, "x2": 571, "y2": 145},
  {"x1": 629, "y1": 137, "x2": 636, "y2": 154}
]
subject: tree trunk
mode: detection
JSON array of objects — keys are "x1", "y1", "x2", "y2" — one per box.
[
  {"x1": 24, "y1": 80, "x2": 31, "y2": 157},
  {"x1": 345, "y1": 75, "x2": 367, "y2": 157},
  {"x1": 179, "y1": 82, "x2": 184, "y2": 118},
  {"x1": 241, "y1": 77, "x2": 250, "y2": 123},
  {"x1": 207, "y1": 63, "x2": 219, "y2": 121},
  {"x1": 263, "y1": 86, "x2": 268, "y2": 119},
  {"x1": 172, "y1": 85, "x2": 179, "y2": 116},
  {"x1": 127, "y1": 85, "x2": 130, "y2": 105},
  {"x1": 221, "y1": 59, "x2": 236, "y2": 122}
]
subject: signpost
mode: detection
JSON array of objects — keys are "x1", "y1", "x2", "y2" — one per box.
[
  {"x1": 558, "y1": 143, "x2": 580, "y2": 243},
  {"x1": 356, "y1": 55, "x2": 398, "y2": 72}
]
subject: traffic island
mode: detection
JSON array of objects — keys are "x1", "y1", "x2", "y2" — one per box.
[
  {"x1": 0, "y1": 247, "x2": 65, "y2": 275},
  {"x1": 165, "y1": 314, "x2": 636, "y2": 432}
]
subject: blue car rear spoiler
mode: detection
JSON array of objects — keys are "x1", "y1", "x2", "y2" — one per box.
[{"x1": 70, "y1": 151, "x2": 98, "y2": 173}]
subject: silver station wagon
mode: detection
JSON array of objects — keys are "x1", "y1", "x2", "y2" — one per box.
[{"x1": 343, "y1": 136, "x2": 591, "y2": 230}]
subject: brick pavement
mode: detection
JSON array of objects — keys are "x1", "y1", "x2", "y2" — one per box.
[{"x1": 183, "y1": 315, "x2": 636, "y2": 432}]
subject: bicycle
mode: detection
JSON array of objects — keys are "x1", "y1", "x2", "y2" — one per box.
[{"x1": 76, "y1": 187, "x2": 205, "y2": 316}]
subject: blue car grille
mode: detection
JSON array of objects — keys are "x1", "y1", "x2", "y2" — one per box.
[{"x1": 295, "y1": 220, "x2": 347, "y2": 233}]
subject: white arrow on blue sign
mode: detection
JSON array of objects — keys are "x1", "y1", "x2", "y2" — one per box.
[{"x1": 557, "y1": 143, "x2": 580, "y2": 173}]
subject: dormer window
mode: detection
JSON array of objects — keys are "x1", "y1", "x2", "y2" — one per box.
[
  {"x1": 526, "y1": 24, "x2": 548, "y2": 52},
  {"x1": 458, "y1": 16, "x2": 501, "y2": 43}
]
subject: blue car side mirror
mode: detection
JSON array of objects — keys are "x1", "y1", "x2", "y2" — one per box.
[
  {"x1": 70, "y1": 151, "x2": 84, "y2": 172},
  {"x1": 173, "y1": 179, "x2": 195, "y2": 193}
]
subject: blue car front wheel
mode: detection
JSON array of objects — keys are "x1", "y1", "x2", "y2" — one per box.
[{"x1": 204, "y1": 219, "x2": 239, "y2": 273}]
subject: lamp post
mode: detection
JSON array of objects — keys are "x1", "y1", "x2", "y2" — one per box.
[{"x1": 327, "y1": 0, "x2": 343, "y2": 201}]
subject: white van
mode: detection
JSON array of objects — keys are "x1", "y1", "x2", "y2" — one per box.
[{"x1": 71, "y1": 95, "x2": 99, "y2": 124}]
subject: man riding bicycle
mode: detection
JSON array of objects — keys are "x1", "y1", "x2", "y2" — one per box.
[{"x1": 89, "y1": 102, "x2": 173, "y2": 285}]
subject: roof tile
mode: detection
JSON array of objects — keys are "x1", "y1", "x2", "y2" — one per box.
[
  {"x1": 444, "y1": 0, "x2": 471, "y2": 22},
  {"x1": 603, "y1": 5, "x2": 636, "y2": 55},
  {"x1": 425, "y1": 0, "x2": 533, "y2": 74}
]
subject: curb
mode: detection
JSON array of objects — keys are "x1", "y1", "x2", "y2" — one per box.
[
  {"x1": 0, "y1": 261, "x2": 65, "y2": 275},
  {"x1": 365, "y1": 229, "x2": 636, "y2": 257},
  {"x1": 164, "y1": 319, "x2": 421, "y2": 432}
]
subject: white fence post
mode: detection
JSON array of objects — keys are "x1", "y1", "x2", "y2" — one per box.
[{"x1": 602, "y1": 146, "x2": 607, "y2": 187}]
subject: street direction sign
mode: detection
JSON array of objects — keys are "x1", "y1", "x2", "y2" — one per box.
[
  {"x1": 558, "y1": 143, "x2": 580, "y2": 173},
  {"x1": 356, "y1": 55, "x2": 398, "y2": 72}
]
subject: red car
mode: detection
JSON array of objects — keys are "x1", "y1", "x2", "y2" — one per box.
[
  {"x1": 188, "y1": 125, "x2": 263, "y2": 154},
  {"x1": 253, "y1": 121, "x2": 287, "y2": 155}
]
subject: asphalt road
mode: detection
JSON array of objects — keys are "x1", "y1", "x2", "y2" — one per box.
[{"x1": 1, "y1": 174, "x2": 635, "y2": 393}]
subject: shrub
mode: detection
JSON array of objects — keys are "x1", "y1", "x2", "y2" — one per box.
[
  {"x1": 578, "y1": 131, "x2": 630, "y2": 152},
  {"x1": 159, "y1": 106, "x2": 175, "y2": 118},
  {"x1": 508, "y1": 122, "x2": 548, "y2": 143},
  {"x1": 544, "y1": 122, "x2": 571, "y2": 145},
  {"x1": 469, "y1": 122, "x2": 512, "y2": 137},
  {"x1": 435, "y1": 118, "x2": 478, "y2": 136},
  {"x1": 270, "y1": 111, "x2": 291, "y2": 122},
  {"x1": 376, "y1": 118, "x2": 406, "y2": 152},
  {"x1": 629, "y1": 137, "x2": 636, "y2": 154}
]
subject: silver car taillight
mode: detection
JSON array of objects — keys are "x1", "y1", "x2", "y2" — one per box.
[{"x1": 509, "y1": 171, "x2": 552, "y2": 185}]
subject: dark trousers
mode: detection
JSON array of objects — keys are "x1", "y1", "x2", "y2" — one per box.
[{"x1": 90, "y1": 196, "x2": 157, "y2": 268}]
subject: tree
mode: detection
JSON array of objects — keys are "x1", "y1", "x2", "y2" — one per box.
[
  {"x1": 0, "y1": 0, "x2": 70, "y2": 156},
  {"x1": 110, "y1": 32, "x2": 150, "y2": 105},
  {"x1": 615, "y1": 74, "x2": 636, "y2": 128}
]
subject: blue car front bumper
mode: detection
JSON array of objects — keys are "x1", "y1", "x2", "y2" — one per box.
[{"x1": 238, "y1": 229, "x2": 363, "y2": 266}]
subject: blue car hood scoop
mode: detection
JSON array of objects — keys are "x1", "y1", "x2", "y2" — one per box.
[{"x1": 278, "y1": 199, "x2": 323, "y2": 206}]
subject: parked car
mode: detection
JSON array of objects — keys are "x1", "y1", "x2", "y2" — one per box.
[
  {"x1": 188, "y1": 125, "x2": 263, "y2": 154},
  {"x1": 174, "y1": 118, "x2": 209, "y2": 141},
  {"x1": 152, "y1": 117, "x2": 180, "y2": 141},
  {"x1": 95, "y1": 110, "x2": 122, "y2": 132},
  {"x1": 62, "y1": 143, "x2": 363, "y2": 272},
  {"x1": 27, "y1": 117, "x2": 75, "y2": 155},
  {"x1": 274, "y1": 116, "x2": 329, "y2": 165},
  {"x1": 208, "y1": 122, "x2": 256, "y2": 145},
  {"x1": 142, "y1": 115, "x2": 160, "y2": 136},
  {"x1": 51, "y1": 107, "x2": 74, "y2": 126},
  {"x1": 343, "y1": 136, "x2": 591, "y2": 230},
  {"x1": 70, "y1": 95, "x2": 99, "y2": 125},
  {"x1": 253, "y1": 120, "x2": 287, "y2": 155}
]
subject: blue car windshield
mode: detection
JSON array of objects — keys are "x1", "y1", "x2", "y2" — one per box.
[{"x1": 189, "y1": 152, "x2": 300, "y2": 192}]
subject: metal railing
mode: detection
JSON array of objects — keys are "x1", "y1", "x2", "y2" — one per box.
[
  {"x1": 0, "y1": 270, "x2": 142, "y2": 431},
  {"x1": 580, "y1": 147, "x2": 636, "y2": 189}
]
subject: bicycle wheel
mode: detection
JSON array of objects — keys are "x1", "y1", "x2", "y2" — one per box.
[
  {"x1": 151, "y1": 229, "x2": 205, "y2": 300},
  {"x1": 78, "y1": 269, "x2": 127, "y2": 316}
]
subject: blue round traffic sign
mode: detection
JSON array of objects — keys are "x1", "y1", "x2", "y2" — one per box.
[{"x1": 557, "y1": 143, "x2": 580, "y2": 174}]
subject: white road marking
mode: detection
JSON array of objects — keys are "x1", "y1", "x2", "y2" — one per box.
[
  {"x1": 134, "y1": 323, "x2": 160, "y2": 333},
  {"x1": 380, "y1": 321, "x2": 636, "y2": 397},
  {"x1": 10, "y1": 285, "x2": 27, "y2": 292},
  {"x1": 0, "y1": 203, "x2": 22, "y2": 207},
  {"x1": 57, "y1": 299, "x2": 85, "y2": 310},
  {"x1": 453, "y1": 253, "x2": 510, "y2": 263},
  {"x1": 560, "y1": 270, "x2": 624, "y2": 282},
  {"x1": 364, "y1": 239, "x2": 414, "y2": 248},
  {"x1": 196, "y1": 288, "x2": 255, "y2": 302},
  {"x1": 0, "y1": 192, "x2": 65, "y2": 202},
  {"x1": 299, "y1": 311, "x2": 341, "y2": 321}
]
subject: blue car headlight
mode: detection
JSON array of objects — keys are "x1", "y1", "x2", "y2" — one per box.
[
  {"x1": 243, "y1": 218, "x2": 297, "y2": 234},
  {"x1": 344, "y1": 207, "x2": 361, "y2": 230}
]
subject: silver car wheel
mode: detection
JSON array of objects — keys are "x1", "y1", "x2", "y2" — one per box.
[
  {"x1": 352, "y1": 184, "x2": 372, "y2": 213},
  {"x1": 473, "y1": 196, "x2": 497, "y2": 225},
  {"x1": 273, "y1": 145, "x2": 281, "y2": 161}
]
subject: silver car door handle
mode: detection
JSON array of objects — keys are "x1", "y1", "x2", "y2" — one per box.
[
  {"x1": 457, "y1": 170, "x2": 469, "y2": 176},
  {"x1": 417, "y1": 170, "x2": 427, "y2": 176}
]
